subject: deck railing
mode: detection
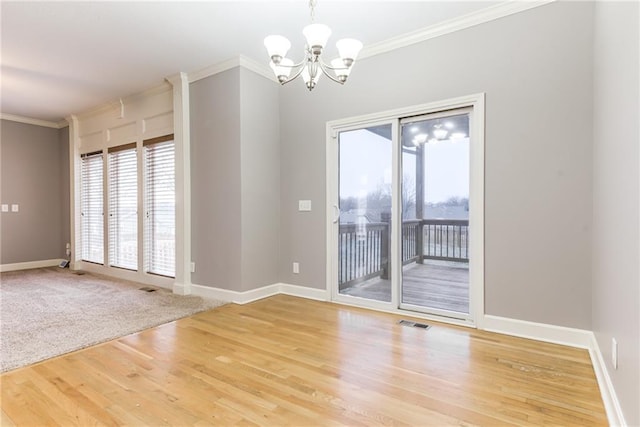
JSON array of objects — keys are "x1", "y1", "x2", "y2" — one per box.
[{"x1": 339, "y1": 218, "x2": 469, "y2": 288}]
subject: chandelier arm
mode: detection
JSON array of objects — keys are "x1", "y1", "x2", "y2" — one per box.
[
  {"x1": 280, "y1": 62, "x2": 307, "y2": 85},
  {"x1": 318, "y1": 61, "x2": 345, "y2": 85}
]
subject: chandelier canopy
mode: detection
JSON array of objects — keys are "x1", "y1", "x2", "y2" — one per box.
[{"x1": 263, "y1": 0, "x2": 363, "y2": 91}]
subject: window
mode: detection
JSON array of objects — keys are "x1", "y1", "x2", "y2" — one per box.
[
  {"x1": 144, "y1": 135, "x2": 175, "y2": 277},
  {"x1": 80, "y1": 151, "x2": 104, "y2": 264},
  {"x1": 108, "y1": 144, "x2": 138, "y2": 270}
]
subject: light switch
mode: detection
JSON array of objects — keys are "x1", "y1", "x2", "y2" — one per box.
[
  {"x1": 1, "y1": 204, "x2": 8, "y2": 212},
  {"x1": 298, "y1": 200, "x2": 311, "y2": 211},
  {"x1": 11, "y1": 204, "x2": 19, "y2": 213}
]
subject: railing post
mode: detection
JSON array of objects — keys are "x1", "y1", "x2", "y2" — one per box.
[
  {"x1": 417, "y1": 223, "x2": 424, "y2": 264},
  {"x1": 380, "y1": 212, "x2": 391, "y2": 280}
]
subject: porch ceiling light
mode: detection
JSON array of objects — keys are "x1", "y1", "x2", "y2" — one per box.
[{"x1": 263, "y1": 0, "x2": 363, "y2": 91}]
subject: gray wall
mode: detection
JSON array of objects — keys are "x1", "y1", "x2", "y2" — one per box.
[
  {"x1": 278, "y1": 1, "x2": 594, "y2": 329},
  {"x1": 592, "y1": 2, "x2": 640, "y2": 425},
  {"x1": 239, "y1": 68, "x2": 280, "y2": 291},
  {"x1": 190, "y1": 67, "x2": 280, "y2": 291},
  {"x1": 190, "y1": 68, "x2": 242, "y2": 289},
  {"x1": 1, "y1": 120, "x2": 68, "y2": 264}
]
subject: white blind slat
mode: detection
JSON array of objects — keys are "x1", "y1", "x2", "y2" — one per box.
[
  {"x1": 109, "y1": 147, "x2": 138, "y2": 270},
  {"x1": 80, "y1": 152, "x2": 104, "y2": 264},
  {"x1": 145, "y1": 139, "x2": 175, "y2": 277}
]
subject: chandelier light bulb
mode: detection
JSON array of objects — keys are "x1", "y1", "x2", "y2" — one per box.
[
  {"x1": 336, "y1": 38, "x2": 363, "y2": 66},
  {"x1": 270, "y1": 58, "x2": 294, "y2": 83},
  {"x1": 302, "y1": 23, "x2": 332, "y2": 54},
  {"x1": 264, "y1": 35, "x2": 291, "y2": 63},
  {"x1": 331, "y1": 58, "x2": 351, "y2": 82}
]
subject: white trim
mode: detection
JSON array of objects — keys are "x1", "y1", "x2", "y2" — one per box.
[
  {"x1": 589, "y1": 334, "x2": 627, "y2": 427},
  {"x1": 0, "y1": 259, "x2": 65, "y2": 272},
  {"x1": 359, "y1": 0, "x2": 555, "y2": 60},
  {"x1": 482, "y1": 314, "x2": 593, "y2": 349},
  {"x1": 74, "y1": 82, "x2": 172, "y2": 122},
  {"x1": 482, "y1": 314, "x2": 626, "y2": 426},
  {"x1": 325, "y1": 94, "x2": 485, "y2": 326},
  {"x1": 278, "y1": 283, "x2": 328, "y2": 301},
  {"x1": 188, "y1": 282, "x2": 328, "y2": 305},
  {"x1": 188, "y1": 55, "x2": 276, "y2": 84},
  {"x1": 166, "y1": 72, "x2": 192, "y2": 296},
  {"x1": 78, "y1": 262, "x2": 174, "y2": 290},
  {"x1": 0, "y1": 113, "x2": 63, "y2": 129}
]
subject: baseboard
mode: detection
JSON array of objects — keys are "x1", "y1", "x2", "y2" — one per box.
[
  {"x1": 589, "y1": 334, "x2": 627, "y2": 427},
  {"x1": 483, "y1": 314, "x2": 626, "y2": 425},
  {"x1": 482, "y1": 314, "x2": 593, "y2": 348},
  {"x1": 188, "y1": 282, "x2": 329, "y2": 304},
  {"x1": 0, "y1": 258, "x2": 65, "y2": 272},
  {"x1": 277, "y1": 283, "x2": 329, "y2": 301}
]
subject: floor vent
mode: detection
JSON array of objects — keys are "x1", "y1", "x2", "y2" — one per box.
[
  {"x1": 399, "y1": 320, "x2": 431, "y2": 330},
  {"x1": 139, "y1": 287, "x2": 157, "y2": 293}
]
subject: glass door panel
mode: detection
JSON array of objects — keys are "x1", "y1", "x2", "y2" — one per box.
[
  {"x1": 400, "y1": 112, "x2": 470, "y2": 315},
  {"x1": 337, "y1": 124, "x2": 393, "y2": 303}
]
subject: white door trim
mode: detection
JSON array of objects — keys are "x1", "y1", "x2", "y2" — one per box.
[{"x1": 326, "y1": 93, "x2": 485, "y2": 327}]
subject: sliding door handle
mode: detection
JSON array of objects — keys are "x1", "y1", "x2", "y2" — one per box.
[{"x1": 332, "y1": 205, "x2": 340, "y2": 223}]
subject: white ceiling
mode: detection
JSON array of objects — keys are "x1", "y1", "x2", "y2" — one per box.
[{"x1": 1, "y1": 1, "x2": 499, "y2": 123}]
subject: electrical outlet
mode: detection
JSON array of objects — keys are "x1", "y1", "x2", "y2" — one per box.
[
  {"x1": 612, "y1": 338, "x2": 618, "y2": 370},
  {"x1": 190, "y1": 262, "x2": 196, "y2": 273},
  {"x1": 293, "y1": 262, "x2": 300, "y2": 274}
]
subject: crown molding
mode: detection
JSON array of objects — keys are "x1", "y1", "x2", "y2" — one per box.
[
  {"x1": 74, "y1": 81, "x2": 172, "y2": 122},
  {"x1": 0, "y1": 113, "x2": 64, "y2": 129},
  {"x1": 188, "y1": 55, "x2": 276, "y2": 84},
  {"x1": 359, "y1": 0, "x2": 556, "y2": 60}
]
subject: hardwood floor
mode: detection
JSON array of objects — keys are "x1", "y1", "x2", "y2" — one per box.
[
  {"x1": 340, "y1": 260, "x2": 469, "y2": 313},
  {"x1": 1, "y1": 295, "x2": 607, "y2": 426}
]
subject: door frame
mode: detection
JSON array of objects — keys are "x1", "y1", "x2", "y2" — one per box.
[{"x1": 326, "y1": 93, "x2": 485, "y2": 328}]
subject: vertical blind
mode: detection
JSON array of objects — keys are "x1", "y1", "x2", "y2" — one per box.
[
  {"x1": 144, "y1": 135, "x2": 175, "y2": 277},
  {"x1": 108, "y1": 144, "x2": 138, "y2": 270},
  {"x1": 80, "y1": 151, "x2": 104, "y2": 264}
]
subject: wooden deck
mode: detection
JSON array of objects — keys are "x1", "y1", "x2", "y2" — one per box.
[
  {"x1": 340, "y1": 260, "x2": 469, "y2": 313},
  {"x1": 1, "y1": 295, "x2": 607, "y2": 426}
]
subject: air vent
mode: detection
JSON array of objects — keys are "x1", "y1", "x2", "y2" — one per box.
[
  {"x1": 139, "y1": 287, "x2": 157, "y2": 293},
  {"x1": 399, "y1": 320, "x2": 431, "y2": 330}
]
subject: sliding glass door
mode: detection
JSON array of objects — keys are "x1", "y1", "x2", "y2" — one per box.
[
  {"x1": 328, "y1": 97, "x2": 483, "y2": 324},
  {"x1": 400, "y1": 110, "x2": 471, "y2": 316},
  {"x1": 336, "y1": 123, "x2": 394, "y2": 304}
]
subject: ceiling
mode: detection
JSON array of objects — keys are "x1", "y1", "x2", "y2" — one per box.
[{"x1": 1, "y1": 1, "x2": 499, "y2": 124}]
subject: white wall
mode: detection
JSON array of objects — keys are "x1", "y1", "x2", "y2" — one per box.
[{"x1": 592, "y1": 2, "x2": 640, "y2": 425}]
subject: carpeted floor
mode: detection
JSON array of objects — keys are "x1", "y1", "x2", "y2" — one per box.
[{"x1": 0, "y1": 267, "x2": 226, "y2": 373}]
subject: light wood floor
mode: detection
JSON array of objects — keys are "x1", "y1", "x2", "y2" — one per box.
[
  {"x1": 341, "y1": 261, "x2": 469, "y2": 313},
  {"x1": 1, "y1": 295, "x2": 607, "y2": 426}
]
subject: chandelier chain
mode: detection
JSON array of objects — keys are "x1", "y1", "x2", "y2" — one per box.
[{"x1": 309, "y1": 0, "x2": 316, "y2": 23}]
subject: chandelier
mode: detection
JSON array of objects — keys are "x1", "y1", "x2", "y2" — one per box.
[{"x1": 263, "y1": 0, "x2": 363, "y2": 91}]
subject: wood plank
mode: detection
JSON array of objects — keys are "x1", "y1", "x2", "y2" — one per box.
[
  {"x1": 341, "y1": 260, "x2": 470, "y2": 312},
  {"x1": 0, "y1": 295, "x2": 607, "y2": 426}
]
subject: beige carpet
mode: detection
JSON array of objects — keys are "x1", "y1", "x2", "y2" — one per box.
[{"x1": 0, "y1": 267, "x2": 226, "y2": 373}]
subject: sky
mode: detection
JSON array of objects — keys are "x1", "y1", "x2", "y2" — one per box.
[{"x1": 339, "y1": 127, "x2": 469, "y2": 203}]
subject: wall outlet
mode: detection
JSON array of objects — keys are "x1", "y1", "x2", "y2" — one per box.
[
  {"x1": 190, "y1": 262, "x2": 196, "y2": 273},
  {"x1": 11, "y1": 204, "x2": 19, "y2": 212},
  {"x1": 612, "y1": 338, "x2": 618, "y2": 370},
  {"x1": 293, "y1": 262, "x2": 300, "y2": 274},
  {"x1": 1, "y1": 204, "x2": 8, "y2": 212}
]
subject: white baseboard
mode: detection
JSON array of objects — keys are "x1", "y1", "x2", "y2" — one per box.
[
  {"x1": 589, "y1": 334, "x2": 626, "y2": 427},
  {"x1": 188, "y1": 282, "x2": 328, "y2": 305},
  {"x1": 482, "y1": 314, "x2": 593, "y2": 348},
  {"x1": 482, "y1": 314, "x2": 626, "y2": 426},
  {"x1": 0, "y1": 258, "x2": 65, "y2": 272},
  {"x1": 173, "y1": 282, "x2": 191, "y2": 295}
]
